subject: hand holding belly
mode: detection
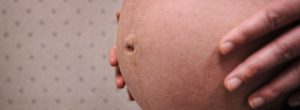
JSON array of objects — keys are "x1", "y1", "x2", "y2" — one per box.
[
  {"x1": 110, "y1": 0, "x2": 288, "y2": 109},
  {"x1": 219, "y1": 0, "x2": 300, "y2": 109},
  {"x1": 109, "y1": 12, "x2": 134, "y2": 101}
]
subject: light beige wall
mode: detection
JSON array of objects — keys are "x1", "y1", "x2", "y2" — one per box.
[{"x1": 0, "y1": 0, "x2": 140, "y2": 110}]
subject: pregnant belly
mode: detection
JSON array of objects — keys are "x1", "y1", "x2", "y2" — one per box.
[{"x1": 116, "y1": 0, "x2": 285, "y2": 110}]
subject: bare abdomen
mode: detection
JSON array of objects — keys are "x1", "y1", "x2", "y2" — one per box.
[{"x1": 116, "y1": 0, "x2": 285, "y2": 110}]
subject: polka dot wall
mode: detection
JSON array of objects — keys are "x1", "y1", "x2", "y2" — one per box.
[{"x1": 0, "y1": 0, "x2": 140, "y2": 110}]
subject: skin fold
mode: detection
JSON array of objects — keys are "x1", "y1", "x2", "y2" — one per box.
[{"x1": 115, "y1": 0, "x2": 288, "y2": 110}]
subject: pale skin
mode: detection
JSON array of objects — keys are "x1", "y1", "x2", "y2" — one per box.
[
  {"x1": 109, "y1": 43, "x2": 134, "y2": 100},
  {"x1": 220, "y1": 0, "x2": 300, "y2": 109},
  {"x1": 110, "y1": 0, "x2": 297, "y2": 108}
]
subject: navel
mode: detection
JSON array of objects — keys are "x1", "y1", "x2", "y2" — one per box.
[
  {"x1": 124, "y1": 34, "x2": 137, "y2": 54},
  {"x1": 123, "y1": 33, "x2": 138, "y2": 67}
]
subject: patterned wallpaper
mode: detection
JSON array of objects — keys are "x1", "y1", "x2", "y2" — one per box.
[{"x1": 0, "y1": 0, "x2": 140, "y2": 110}]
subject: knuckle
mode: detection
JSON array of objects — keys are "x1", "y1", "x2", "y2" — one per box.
[
  {"x1": 233, "y1": 27, "x2": 249, "y2": 45},
  {"x1": 263, "y1": 9, "x2": 284, "y2": 31},
  {"x1": 273, "y1": 41, "x2": 297, "y2": 60},
  {"x1": 263, "y1": 86, "x2": 281, "y2": 101},
  {"x1": 240, "y1": 64, "x2": 261, "y2": 81}
]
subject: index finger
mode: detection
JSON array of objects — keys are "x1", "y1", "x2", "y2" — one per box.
[
  {"x1": 219, "y1": 0, "x2": 300, "y2": 55},
  {"x1": 109, "y1": 44, "x2": 118, "y2": 66}
]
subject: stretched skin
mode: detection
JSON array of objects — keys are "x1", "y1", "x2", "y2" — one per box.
[{"x1": 116, "y1": 0, "x2": 287, "y2": 110}]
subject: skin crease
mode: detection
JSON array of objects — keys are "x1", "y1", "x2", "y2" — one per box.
[{"x1": 116, "y1": 0, "x2": 288, "y2": 110}]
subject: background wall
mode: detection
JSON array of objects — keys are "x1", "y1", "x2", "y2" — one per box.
[{"x1": 0, "y1": 0, "x2": 140, "y2": 110}]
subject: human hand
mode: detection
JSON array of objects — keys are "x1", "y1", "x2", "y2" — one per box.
[
  {"x1": 108, "y1": 12, "x2": 134, "y2": 101},
  {"x1": 219, "y1": 0, "x2": 300, "y2": 109},
  {"x1": 109, "y1": 44, "x2": 134, "y2": 101},
  {"x1": 109, "y1": 44, "x2": 125, "y2": 89},
  {"x1": 109, "y1": 44, "x2": 135, "y2": 101}
]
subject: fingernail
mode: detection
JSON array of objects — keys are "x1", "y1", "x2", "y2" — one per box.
[
  {"x1": 289, "y1": 101, "x2": 300, "y2": 107},
  {"x1": 226, "y1": 77, "x2": 242, "y2": 91},
  {"x1": 249, "y1": 97, "x2": 265, "y2": 109},
  {"x1": 220, "y1": 42, "x2": 234, "y2": 55}
]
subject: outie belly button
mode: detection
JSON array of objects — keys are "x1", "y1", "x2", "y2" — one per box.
[
  {"x1": 124, "y1": 34, "x2": 137, "y2": 54},
  {"x1": 123, "y1": 33, "x2": 138, "y2": 67}
]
